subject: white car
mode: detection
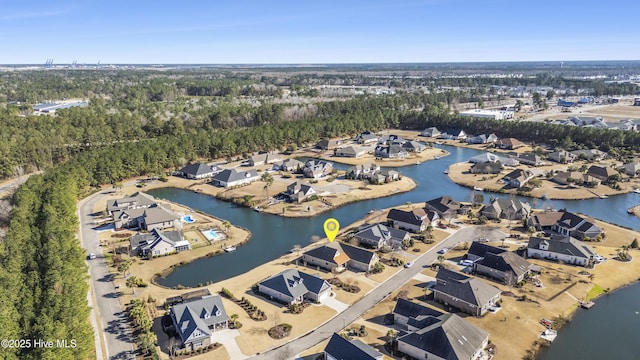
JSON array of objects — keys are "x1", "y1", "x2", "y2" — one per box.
[
  {"x1": 438, "y1": 247, "x2": 450, "y2": 254},
  {"x1": 593, "y1": 255, "x2": 607, "y2": 262},
  {"x1": 459, "y1": 259, "x2": 474, "y2": 267},
  {"x1": 88, "y1": 253, "x2": 97, "y2": 260},
  {"x1": 404, "y1": 262, "x2": 414, "y2": 268}
]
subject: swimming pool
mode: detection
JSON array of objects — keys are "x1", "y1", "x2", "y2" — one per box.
[
  {"x1": 200, "y1": 229, "x2": 225, "y2": 241},
  {"x1": 182, "y1": 215, "x2": 195, "y2": 223}
]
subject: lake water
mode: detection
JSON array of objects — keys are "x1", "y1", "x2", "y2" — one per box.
[{"x1": 150, "y1": 145, "x2": 640, "y2": 287}]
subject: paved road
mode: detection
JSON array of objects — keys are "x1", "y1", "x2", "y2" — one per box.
[
  {"x1": 251, "y1": 229, "x2": 464, "y2": 360},
  {"x1": 79, "y1": 191, "x2": 135, "y2": 360}
]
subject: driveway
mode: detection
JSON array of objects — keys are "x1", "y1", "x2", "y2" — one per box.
[
  {"x1": 215, "y1": 329, "x2": 247, "y2": 360},
  {"x1": 321, "y1": 293, "x2": 349, "y2": 313}
]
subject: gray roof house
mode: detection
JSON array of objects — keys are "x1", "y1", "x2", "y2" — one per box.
[
  {"x1": 339, "y1": 242, "x2": 379, "y2": 272},
  {"x1": 387, "y1": 207, "x2": 439, "y2": 233},
  {"x1": 276, "y1": 158, "x2": 304, "y2": 172},
  {"x1": 324, "y1": 333, "x2": 383, "y2": 360},
  {"x1": 586, "y1": 165, "x2": 621, "y2": 183},
  {"x1": 425, "y1": 196, "x2": 468, "y2": 218},
  {"x1": 570, "y1": 149, "x2": 606, "y2": 161},
  {"x1": 440, "y1": 129, "x2": 467, "y2": 140},
  {"x1": 470, "y1": 162, "x2": 503, "y2": 174},
  {"x1": 129, "y1": 229, "x2": 190, "y2": 258},
  {"x1": 302, "y1": 245, "x2": 350, "y2": 273},
  {"x1": 495, "y1": 138, "x2": 525, "y2": 150},
  {"x1": 286, "y1": 181, "x2": 317, "y2": 203},
  {"x1": 355, "y1": 131, "x2": 379, "y2": 144},
  {"x1": 527, "y1": 236, "x2": 596, "y2": 267},
  {"x1": 481, "y1": 198, "x2": 531, "y2": 220},
  {"x1": 623, "y1": 163, "x2": 640, "y2": 177},
  {"x1": 393, "y1": 298, "x2": 445, "y2": 329},
  {"x1": 354, "y1": 223, "x2": 410, "y2": 249},
  {"x1": 257, "y1": 269, "x2": 332, "y2": 305},
  {"x1": 346, "y1": 163, "x2": 380, "y2": 180},
  {"x1": 512, "y1": 152, "x2": 547, "y2": 166},
  {"x1": 475, "y1": 251, "x2": 534, "y2": 285},
  {"x1": 397, "y1": 313, "x2": 489, "y2": 360},
  {"x1": 179, "y1": 163, "x2": 222, "y2": 179},
  {"x1": 112, "y1": 204, "x2": 178, "y2": 231},
  {"x1": 334, "y1": 145, "x2": 366, "y2": 158},
  {"x1": 316, "y1": 139, "x2": 343, "y2": 150},
  {"x1": 420, "y1": 127, "x2": 441, "y2": 138},
  {"x1": 547, "y1": 150, "x2": 577, "y2": 164},
  {"x1": 211, "y1": 168, "x2": 260, "y2": 188},
  {"x1": 469, "y1": 153, "x2": 519, "y2": 166},
  {"x1": 249, "y1": 152, "x2": 283, "y2": 166},
  {"x1": 303, "y1": 160, "x2": 333, "y2": 179},
  {"x1": 552, "y1": 211, "x2": 602, "y2": 240},
  {"x1": 374, "y1": 145, "x2": 408, "y2": 159},
  {"x1": 402, "y1": 141, "x2": 428, "y2": 153},
  {"x1": 466, "y1": 242, "x2": 506, "y2": 262},
  {"x1": 107, "y1": 192, "x2": 157, "y2": 215},
  {"x1": 170, "y1": 295, "x2": 229, "y2": 351},
  {"x1": 502, "y1": 169, "x2": 534, "y2": 188},
  {"x1": 467, "y1": 133, "x2": 498, "y2": 144},
  {"x1": 433, "y1": 268, "x2": 501, "y2": 317}
]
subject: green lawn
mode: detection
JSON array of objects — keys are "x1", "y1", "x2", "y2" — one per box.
[{"x1": 585, "y1": 284, "x2": 606, "y2": 301}]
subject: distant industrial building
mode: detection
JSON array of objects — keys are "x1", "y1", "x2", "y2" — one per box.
[
  {"x1": 33, "y1": 101, "x2": 88, "y2": 114},
  {"x1": 459, "y1": 109, "x2": 514, "y2": 120}
]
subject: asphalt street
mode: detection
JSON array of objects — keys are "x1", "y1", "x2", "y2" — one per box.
[{"x1": 251, "y1": 228, "x2": 464, "y2": 360}]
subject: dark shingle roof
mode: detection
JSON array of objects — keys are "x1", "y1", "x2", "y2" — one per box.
[
  {"x1": 324, "y1": 333, "x2": 383, "y2": 360},
  {"x1": 259, "y1": 269, "x2": 330, "y2": 299},
  {"x1": 434, "y1": 268, "x2": 501, "y2": 307},
  {"x1": 180, "y1": 163, "x2": 218, "y2": 177},
  {"x1": 467, "y1": 242, "x2": 506, "y2": 258},
  {"x1": 398, "y1": 313, "x2": 488, "y2": 360},
  {"x1": 476, "y1": 252, "x2": 532, "y2": 278},
  {"x1": 528, "y1": 236, "x2": 595, "y2": 259},
  {"x1": 393, "y1": 298, "x2": 444, "y2": 320},
  {"x1": 339, "y1": 243, "x2": 377, "y2": 265}
]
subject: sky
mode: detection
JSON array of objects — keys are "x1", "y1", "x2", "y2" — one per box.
[{"x1": 1, "y1": 0, "x2": 639, "y2": 64}]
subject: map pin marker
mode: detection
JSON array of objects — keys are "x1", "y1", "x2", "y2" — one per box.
[{"x1": 324, "y1": 218, "x2": 340, "y2": 242}]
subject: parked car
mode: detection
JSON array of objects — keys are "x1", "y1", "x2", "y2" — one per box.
[
  {"x1": 438, "y1": 247, "x2": 450, "y2": 254},
  {"x1": 459, "y1": 259, "x2": 474, "y2": 267},
  {"x1": 87, "y1": 253, "x2": 97, "y2": 260}
]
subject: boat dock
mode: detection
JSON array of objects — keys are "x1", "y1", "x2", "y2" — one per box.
[{"x1": 580, "y1": 301, "x2": 595, "y2": 309}]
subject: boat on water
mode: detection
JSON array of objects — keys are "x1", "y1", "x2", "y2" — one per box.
[
  {"x1": 599, "y1": 195, "x2": 609, "y2": 199},
  {"x1": 634, "y1": 189, "x2": 640, "y2": 194},
  {"x1": 473, "y1": 187, "x2": 484, "y2": 191},
  {"x1": 434, "y1": 156, "x2": 441, "y2": 160},
  {"x1": 628, "y1": 207, "x2": 636, "y2": 214},
  {"x1": 224, "y1": 246, "x2": 236, "y2": 252},
  {"x1": 443, "y1": 169, "x2": 449, "y2": 174}
]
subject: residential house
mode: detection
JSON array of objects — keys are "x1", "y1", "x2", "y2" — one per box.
[
  {"x1": 470, "y1": 162, "x2": 503, "y2": 174},
  {"x1": 433, "y1": 268, "x2": 501, "y2": 317},
  {"x1": 276, "y1": 158, "x2": 304, "y2": 172},
  {"x1": 495, "y1": 138, "x2": 525, "y2": 150},
  {"x1": 129, "y1": 229, "x2": 190, "y2": 258},
  {"x1": 547, "y1": 150, "x2": 577, "y2": 164},
  {"x1": 475, "y1": 251, "x2": 534, "y2": 285},
  {"x1": 324, "y1": 333, "x2": 383, "y2": 360},
  {"x1": 420, "y1": 127, "x2": 441, "y2": 138},
  {"x1": 178, "y1": 163, "x2": 221, "y2": 179},
  {"x1": 570, "y1": 149, "x2": 606, "y2": 161},
  {"x1": 334, "y1": 145, "x2": 366, "y2": 158},
  {"x1": 346, "y1": 163, "x2": 380, "y2": 180},
  {"x1": 302, "y1": 245, "x2": 350, "y2": 273},
  {"x1": 623, "y1": 163, "x2": 640, "y2": 177},
  {"x1": 387, "y1": 207, "x2": 439, "y2": 233},
  {"x1": 551, "y1": 171, "x2": 599, "y2": 186},
  {"x1": 402, "y1": 141, "x2": 428, "y2": 153},
  {"x1": 553, "y1": 211, "x2": 602, "y2": 240},
  {"x1": 374, "y1": 145, "x2": 408, "y2": 159},
  {"x1": 249, "y1": 152, "x2": 283, "y2": 166},
  {"x1": 211, "y1": 168, "x2": 260, "y2": 188},
  {"x1": 107, "y1": 192, "x2": 157, "y2": 215},
  {"x1": 606, "y1": 121, "x2": 637, "y2": 131},
  {"x1": 527, "y1": 211, "x2": 565, "y2": 232},
  {"x1": 566, "y1": 116, "x2": 608, "y2": 128},
  {"x1": 586, "y1": 165, "x2": 621, "y2": 183},
  {"x1": 379, "y1": 169, "x2": 400, "y2": 182},
  {"x1": 527, "y1": 236, "x2": 596, "y2": 267},
  {"x1": 112, "y1": 204, "x2": 178, "y2": 231},
  {"x1": 316, "y1": 139, "x2": 343, "y2": 150},
  {"x1": 481, "y1": 198, "x2": 531, "y2": 220},
  {"x1": 354, "y1": 223, "x2": 410, "y2": 249},
  {"x1": 392, "y1": 298, "x2": 444, "y2": 329},
  {"x1": 339, "y1": 242, "x2": 379, "y2": 272},
  {"x1": 467, "y1": 134, "x2": 498, "y2": 144},
  {"x1": 511, "y1": 152, "x2": 547, "y2": 166},
  {"x1": 355, "y1": 131, "x2": 379, "y2": 144},
  {"x1": 303, "y1": 160, "x2": 333, "y2": 179},
  {"x1": 397, "y1": 313, "x2": 489, "y2": 360},
  {"x1": 466, "y1": 242, "x2": 506, "y2": 262},
  {"x1": 170, "y1": 295, "x2": 229, "y2": 351},
  {"x1": 257, "y1": 269, "x2": 332, "y2": 305},
  {"x1": 468, "y1": 152, "x2": 519, "y2": 166},
  {"x1": 440, "y1": 129, "x2": 467, "y2": 141},
  {"x1": 378, "y1": 134, "x2": 405, "y2": 145},
  {"x1": 502, "y1": 169, "x2": 535, "y2": 188},
  {"x1": 286, "y1": 181, "x2": 317, "y2": 203},
  {"x1": 425, "y1": 196, "x2": 468, "y2": 219}
]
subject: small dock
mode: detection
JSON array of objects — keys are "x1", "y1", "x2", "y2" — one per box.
[{"x1": 580, "y1": 301, "x2": 595, "y2": 309}]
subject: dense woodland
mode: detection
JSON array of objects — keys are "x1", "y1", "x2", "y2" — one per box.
[{"x1": 0, "y1": 67, "x2": 638, "y2": 358}]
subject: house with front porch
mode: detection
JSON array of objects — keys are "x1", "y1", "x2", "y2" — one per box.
[
  {"x1": 107, "y1": 192, "x2": 157, "y2": 215},
  {"x1": 303, "y1": 160, "x2": 333, "y2": 179},
  {"x1": 178, "y1": 163, "x2": 222, "y2": 179},
  {"x1": 433, "y1": 268, "x2": 501, "y2": 317},
  {"x1": 129, "y1": 229, "x2": 190, "y2": 258},
  {"x1": 346, "y1": 163, "x2": 380, "y2": 179},
  {"x1": 481, "y1": 198, "x2": 531, "y2": 220},
  {"x1": 286, "y1": 181, "x2": 317, "y2": 203},
  {"x1": 334, "y1": 145, "x2": 366, "y2": 158},
  {"x1": 354, "y1": 223, "x2": 410, "y2": 249},
  {"x1": 211, "y1": 168, "x2": 260, "y2": 188},
  {"x1": 387, "y1": 207, "x2": 439, "y2": 233},
  {"x1": 112, "y1": 203, "x2": 179, "y2": 231},
  {"x1": 257, "y1": 269, "x2": 332, "y2": 305},
  {"x1": 475, "y1": 251, "x2": 534, "y2": 285},
  {"x1": 339, "y1": 243, "x2": 379, "y2": 272},
  {"x1": 302, "y1": 245, "x2": 350, "y2": 273},
  {"x1": 170, "y1": 295, "x2": 229, "y2": 352},
  {"x1": 502, "y1": 169, "x2": 534, "y2": 188},
  {"x1": 527, "y1": 236, "x2": 595, "y2": 267}
]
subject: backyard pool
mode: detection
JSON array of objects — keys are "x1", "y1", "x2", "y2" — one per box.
[
  {"x1": 201, "y1": 229, "x2": 225, "y2": 241},
  {"x1": 182, "y1": 215, "x2": 195, "y2": 223}
]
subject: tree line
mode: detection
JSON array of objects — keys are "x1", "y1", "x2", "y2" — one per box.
[{"x1": 0, "y1": 172, "x2": 94, "y2": 360}]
